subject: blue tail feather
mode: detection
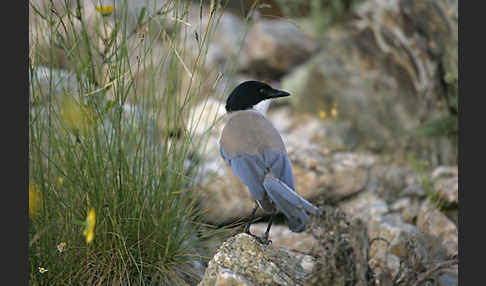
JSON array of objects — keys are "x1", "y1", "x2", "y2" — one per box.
[{"x1": 263, "y1": 174, "x2": 319, "y2": 232}]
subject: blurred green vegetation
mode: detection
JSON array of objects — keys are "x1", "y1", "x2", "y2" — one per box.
[
  {"x1": 418, "y1": 72, "x2": 458, "y2": 139},
  {"x1": 408, "y1": 155, "x2": 453, "y2": 212},
  {"x1": 416, "y1": 74, "x2": 458, "y2": 164}
]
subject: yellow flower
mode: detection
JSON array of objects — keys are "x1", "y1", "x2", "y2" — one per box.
[
  {"x1": 38, "y1": 267, "x2": 48, "y2": 273},
  {"x1": 60, "y1": 97, "x2": 96, "y2": 134},
  {"x1": 319, "y1": 111, "x2": 327, "y2": 119},
  {"x1": 29, "y1": 183, "x2": 42, "y2": 218},
  {"x1": 57, "y1": 242, "x2": 67, "y2": 253},
  {"x1": 95, "y1": 5, "x2": 115, "y2": 16},
  {"x1": 83, "y1": 208, "x2": 96, "y2": 244},
  {"x1": 331, "y1": 107, "x2": 338, "y2": 118},
  {"x1": 58, "y1": 177, "x2": 64, "y2": 184}
]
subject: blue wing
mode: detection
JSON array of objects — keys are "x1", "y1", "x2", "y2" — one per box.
[
  {"x1": 219, "y1": 144, "x2": 295, "y2": 201},
  {"x1": 267, "y1": 152, "x2": 295, "y2": 191}
]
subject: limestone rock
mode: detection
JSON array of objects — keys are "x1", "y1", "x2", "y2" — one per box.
[
  {"x1": 417, "y1": 199, "x2": 458, "y2": 257},
  {"x1": 239, "y1": 20, "x2": 317, "y2": 78},
  {"x1": 281, "y1": 0, "x2": 458, "y2": 164},
  {"x1": 198, "y1": 233, "x2": 309, "y2": 286},
  {"x1": 339, "y1": 191, "x2": 389, "y2": 222},
  {"x1": 200, "y1": 206, "x2": 375, "y2": 286},
  {"x1": 339, "y1": 192, "x2": 425, "y2": 278},
  {"x1": 390, "y1": 197, "x2": 421, "y2": 224},
  {"x1": 431, "y1": 166, "x2": 459, "y2": 205},
  {"x1": 249, "y1": 223, "x2": 318, "y2": 254}
]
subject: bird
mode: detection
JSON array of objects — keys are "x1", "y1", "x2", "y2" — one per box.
[{"x1": 219, "y1": 80, "x2": 320, "y2": 243}]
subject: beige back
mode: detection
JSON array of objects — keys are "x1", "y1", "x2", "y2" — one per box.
[{"x1": 220, "y1": 110, "x2": 286, "y2": 157}]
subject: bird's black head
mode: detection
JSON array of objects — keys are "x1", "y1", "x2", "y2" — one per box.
[{"x1": 225, "y1": 81, "x2": 290, "y2": 112}]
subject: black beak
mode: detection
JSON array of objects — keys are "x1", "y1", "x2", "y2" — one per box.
[{"x1": 267, "y1": 89, "x2": 290, "y2": 99}]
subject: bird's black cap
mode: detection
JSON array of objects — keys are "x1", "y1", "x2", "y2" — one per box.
[{"x1": 225, "y1": 81, "x2": 290, "y2": 112}]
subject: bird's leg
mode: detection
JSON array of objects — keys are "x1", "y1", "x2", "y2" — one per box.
[
  {"x1": 243, "y1": 204, "x2": 259, "y2": 234},
  {"x1": 241, "y1": 203, "x2": 273, "y2": 246},
  {"x1": 260, "y1": 213, "x2": 274, "y2": 245}
]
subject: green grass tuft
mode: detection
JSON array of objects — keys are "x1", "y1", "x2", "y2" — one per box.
[{"x1": 29, "y1": 0, "x2": 231, "y2": 284}]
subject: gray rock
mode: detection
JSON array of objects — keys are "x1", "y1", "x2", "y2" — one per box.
[
  {"x1": 249, "y1": 223, "x2": 318, "y2": 254},
  {"x1": 198, "y1": 233, "x2": 310, "y2": 286},
  {"x1": 431, "y1": 166, "x2": 459, "y2": 205},
  {"x1": 417, "y1": 199, "x2": 458, "y2": 257},
  {"x1": 281, "y1": 0, "x2": 458, "y2": 164},
  {"x1": 370, "y1": 215, "x2": 421, "y2": 279},
  {"x1": 431, "y1": 166, "x2": 458, "y2": 179},
  {"x1": 339, "y1": 191, "x2": 389, "y2": 222},
  {"x1": 390, "y1": 197, "x2": 421, "y2": 224},
  {"x1": 367, "y1": 163, "x2": 424, "y2": 202},
  {"x1": 239, "y1": 20, "x2": 317, "y2": 77},
  {"x1": 402, "y1": 182, "x2": 427, "y2": 198},
  {"x1": 249, "y1": 223, "x2": 319, "y2": 275},
  {"x1": 404, "y1": 0, "x2": 458, "y2": 112},
  {"x1": 198, "y1": 12, "x2": 246, "y2": 72},
  {"x1": 434, "y1": 176, "x2": 458, "y2": 205},
  {"x1": 164, "y1": 4, "x2": 247, "y2": 81},
  {"x1": 390, "y1": 197, "x2": 412, "y2": 213},
  {"x1": 339, "y1": 191, "x2": 430, "y2": 279},
  {"x1": 371, "y1": 214, "x2": 420, "y2": 256},
  {"x1": 199, "y1": 206, "x2": 374, "y2": 286}
]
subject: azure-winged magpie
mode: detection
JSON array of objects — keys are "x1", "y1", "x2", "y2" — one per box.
[{"x1": 219, "y1": 80, "x2": 319, "y2": 243}]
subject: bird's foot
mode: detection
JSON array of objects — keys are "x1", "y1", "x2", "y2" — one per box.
[
  {"x1": 244, "y1": 231, "x2": 272, "y2": 245},
  {"x1": 243, "y1": 222, "x2": 251, "y2": 234},
  {"x1": 259, "y1": 232, "x2": 272, "y2": 245},
  {"x1": 242, "y1": 228, "x2": 272, "y2": 245}
]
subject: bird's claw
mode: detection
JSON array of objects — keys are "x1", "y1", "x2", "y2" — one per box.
[
  {"x1": 260, "y1": 232, "x2": 272, "y2": 245},
  {"x1": 261, "y1": 238, "x2": 272, "y2": 245},
  {"x1": 249, "y1": 232, "x2": 272, "y2": 245},
  {"x1": 243, "y1": 224, "x2": 251, "y2": 234}
]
